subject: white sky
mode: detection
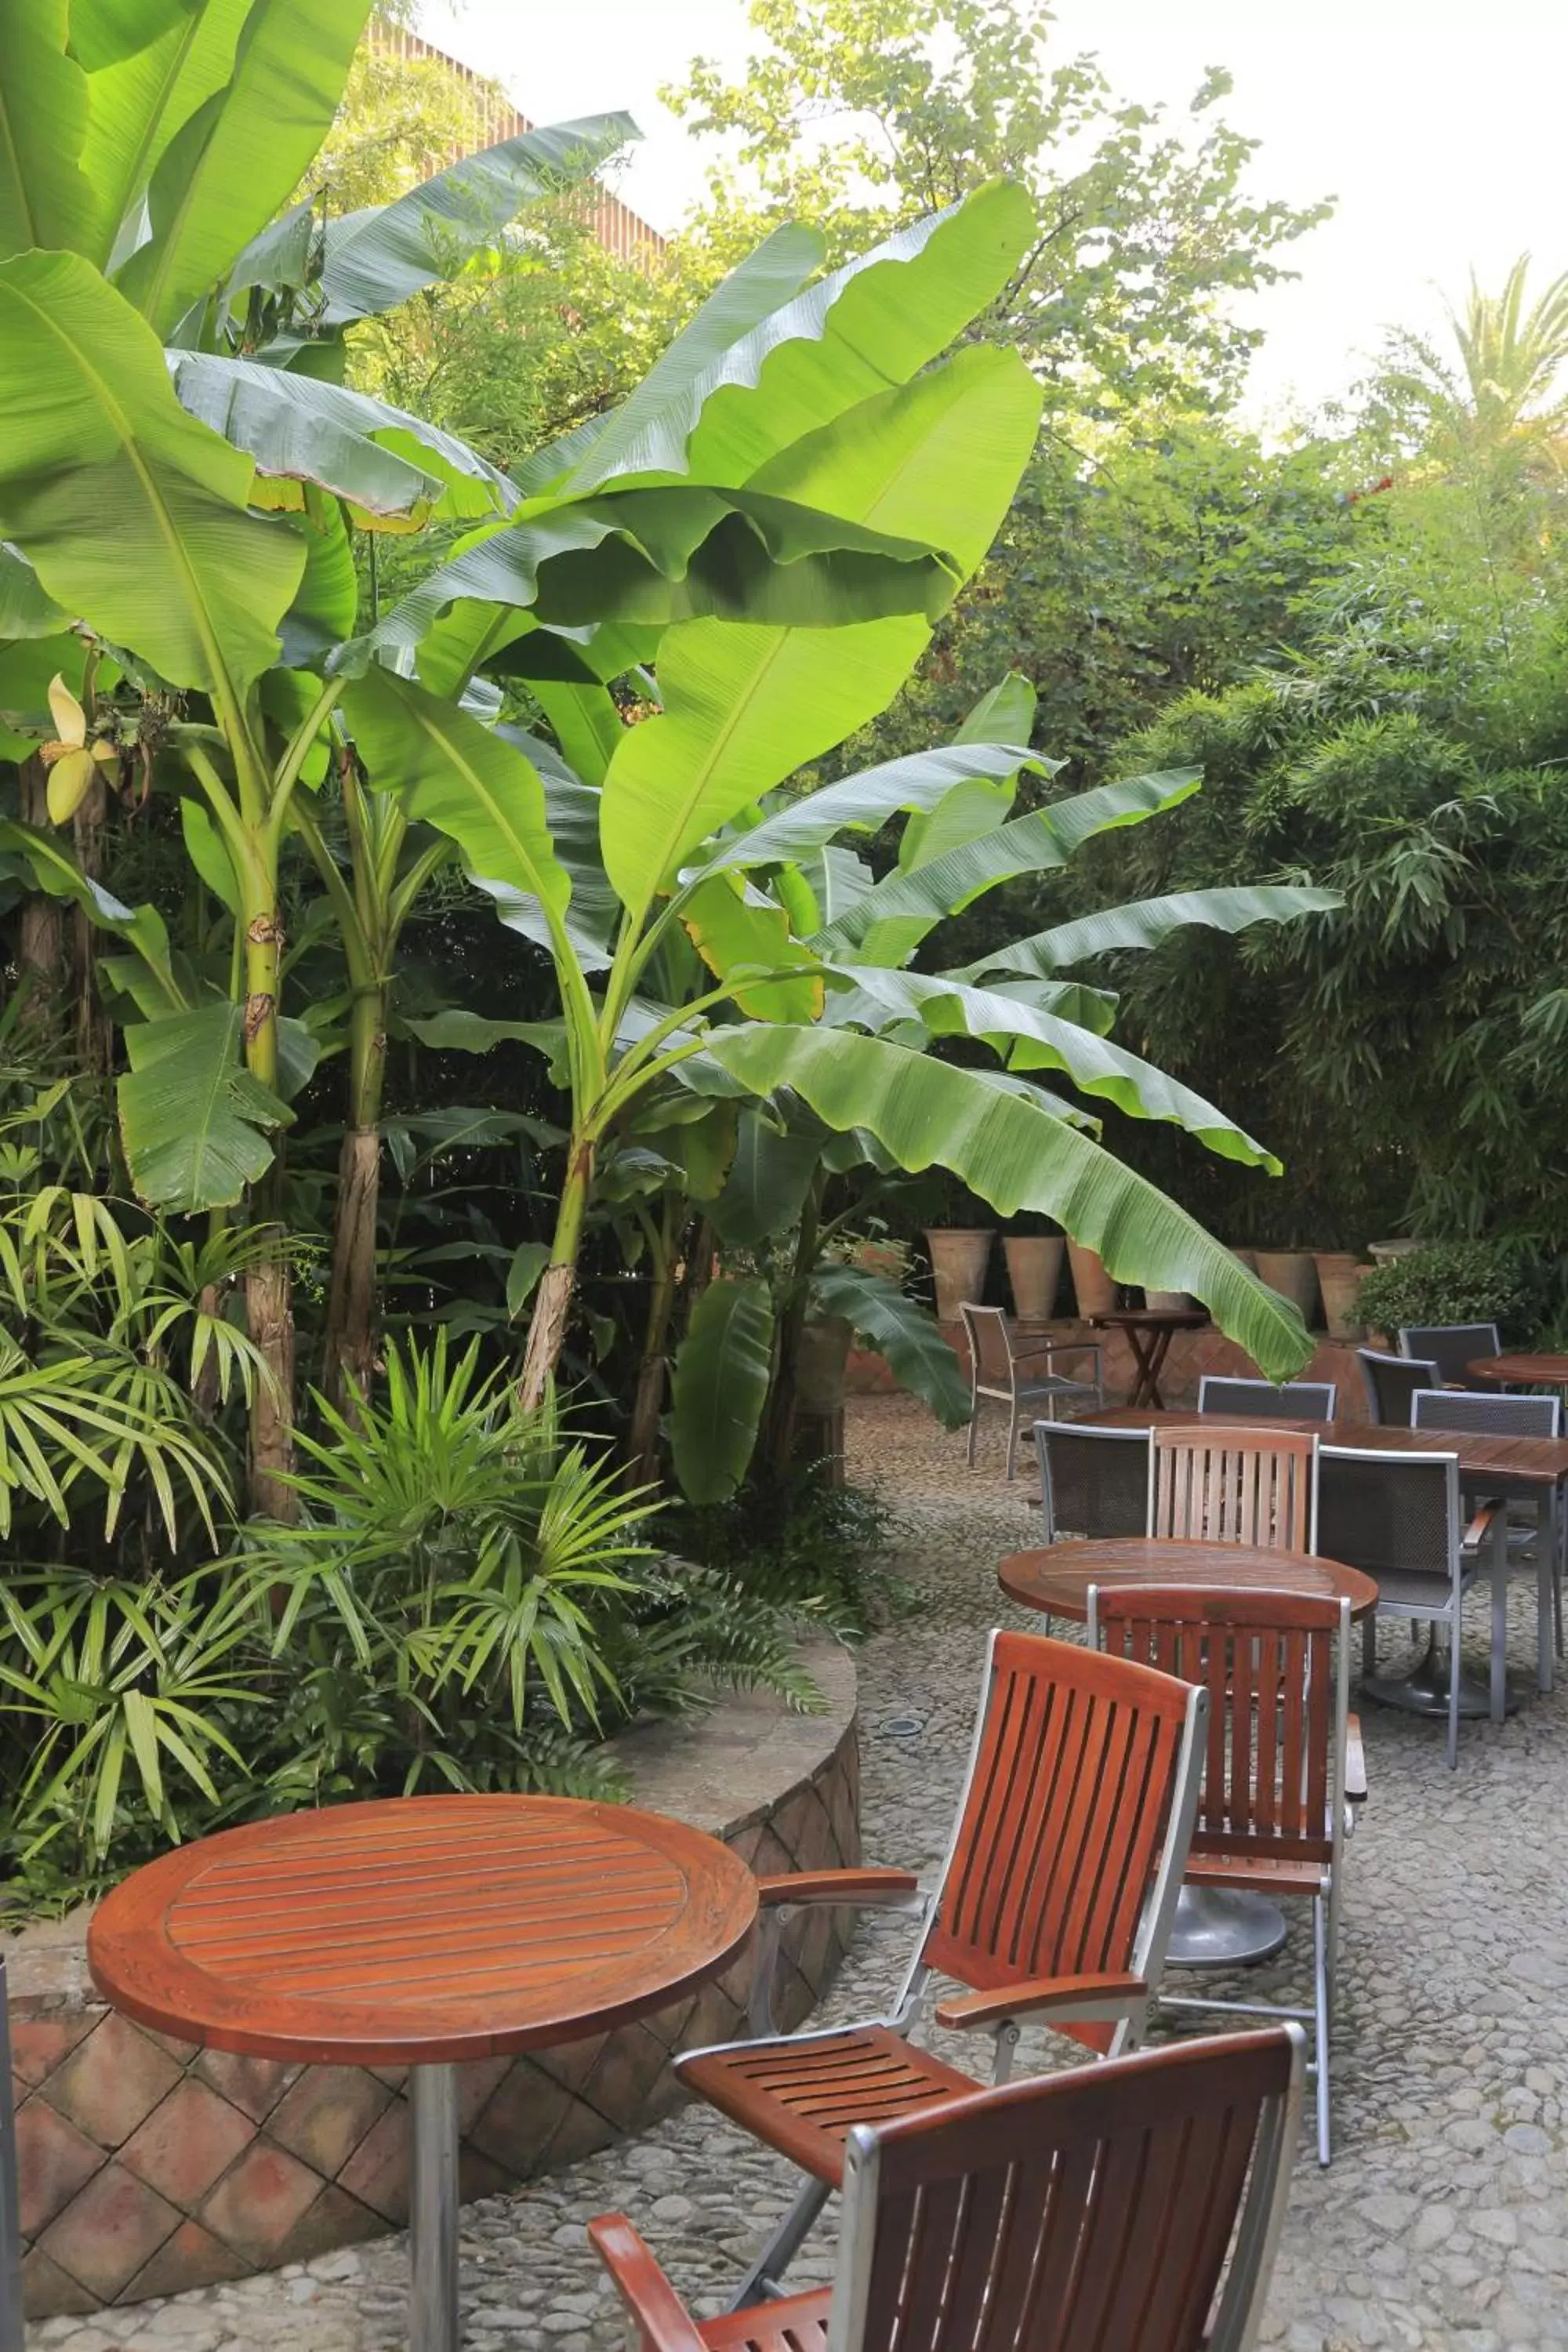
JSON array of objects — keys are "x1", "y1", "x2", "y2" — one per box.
[{"x1": 423, "y1": 0, "x2": 1568, "y2": 423}]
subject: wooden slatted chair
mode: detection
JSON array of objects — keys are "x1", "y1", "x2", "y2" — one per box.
[
  {"x1": 1088, "y1": 1584, "x2": 1361, "y2": 2167},
  {"x1": 593, "y1": 2024, "x2": 1305, "y2": 2352},
  {"x1": 675, "y1": 1628, "x2": 1207, "y2": 2307},
  {"x1": 1151, "y1": 1423, "x2": 1319, "y2": 1551}
]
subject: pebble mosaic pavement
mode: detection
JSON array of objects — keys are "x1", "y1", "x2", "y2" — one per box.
[{"x1": 35, "y1": 1394, "x2": 1568, "y2": 2352}]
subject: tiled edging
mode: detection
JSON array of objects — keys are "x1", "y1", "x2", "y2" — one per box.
[{"x1": 9, "y1": 1642, "x2": 858, "y2": 2318}]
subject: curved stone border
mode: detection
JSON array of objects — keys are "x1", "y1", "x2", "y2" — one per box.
[{"x1": 9, "y1": 1642, "x2": 858, "y2": 2318}]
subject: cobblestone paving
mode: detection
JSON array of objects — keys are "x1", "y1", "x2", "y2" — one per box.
[{"x1": 38, "y1": 1396, "x2": 1568, "y2": 2351}]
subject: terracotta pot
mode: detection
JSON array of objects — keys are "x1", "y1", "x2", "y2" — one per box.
[
  {"x1": 1315, "y1": 1254, "x2": 1373, "y2": 1342},
  {"x1": 795, "y1": 1317, "x2": 853, "y2": 1414},
  {"x1": 1369, "y1": 1238, "x2": 1421, "y2": 1265},
  {"x1": 1065, "y1": 1237, "x2": 1116, "y2": 1319},
  {"x1": 848, "y1": 1239, "x2": 904, "y2": 1279},
  {"x1": 1145, "y1": 1289, "x2": 1194, "y2": 1311},
  {"x1": 1231, "y1": 1247, "x2": 1259, "y2": 1273},
  {"x1": 924, "y1": 1227, "x2": 994, "y2": 1323},
  {"x1": 1003, "y1": 1235, "x2": 1064, "y2": 1321},
  {"x1": 1254, "y1": 1250, "x2": 1319, "y2": 1325}
]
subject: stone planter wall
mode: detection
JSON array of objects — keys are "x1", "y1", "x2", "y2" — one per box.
[{"x1": 9, "y1": 1644, "x2": 858, "y2": 2319}]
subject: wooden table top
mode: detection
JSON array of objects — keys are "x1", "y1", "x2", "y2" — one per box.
[
  {"x1": 88, "y1": 1795, "x2": 758, "y2": 2067},
  {"x1": 1084, "y1": 1406, "x2": 1568, "y2": 1489},
  {"x1": 1087, "y1": 1307, "x2": 1210, "y2": 1330},
  {"x1": 1000, "y1": 1536, "x2": 1379, "y2": 1622},
  {"x1": 1469, "y1": 1352, "x2": 1568, "y2": 1387}
]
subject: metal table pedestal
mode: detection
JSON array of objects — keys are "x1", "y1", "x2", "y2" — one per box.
[
  {"x1": 1165, "y1": 1884, "x2": 1288, "y2": 1967},
  {"x1": 411, "y1": 2064, "x2": 460, "y2": 2352}
]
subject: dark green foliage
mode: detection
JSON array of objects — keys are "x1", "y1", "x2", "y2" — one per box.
[
  {"x1": 665, "y1": 1463, "x2": 904, "y2": 1644},
  {"x1": 1355, "y1": 1243, "x2": 1543, "y2": 1348}
]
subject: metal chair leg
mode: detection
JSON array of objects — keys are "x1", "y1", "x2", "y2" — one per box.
[
  {"x1": 967, "y1": 1390, "x2": 980, "y2": 1468},
  {"x1": 727, "y1": 2176, "x2": 832, "y2": 2310},
  {"x1": 1313, "y1": 1896, "x2": 1330, "y2": 2168},
  {"x1": 1005, "y1": 1405, "x2": 1019, "y2": 1482},
  {"x1": 1446, "y1": 1623, "x2": 1461, "y2": 1771}
]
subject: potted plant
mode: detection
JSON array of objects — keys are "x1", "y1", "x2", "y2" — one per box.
[
  {"x1": 1003, "y1": 1215, "x2": 1064, "y2": 1322},
  {"x1": 1312, "y1": 1251, "x2": 1373, "y2": 1340},
  {"x1": 915, "y1": 1174, "x2": 997, "y2": 1322},
  {"x1": 1355, "y1": 1241, "x2": 1537, "y2": 1352},
  {"x1": 1253, "y1": 1233, "x2": 1319, "y2": 1325},
  {"x1": 1065, "y1": 1236, "x2": 1117, "y2": 1319}
]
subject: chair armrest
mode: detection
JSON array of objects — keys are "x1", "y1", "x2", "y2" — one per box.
[
  {"x1": 1014, "y1": 1341, "x2": 1102, "y2": 1372},
  {"x1": 1345, "y1": 1711, "x2": 1368, "y2": 1802},
  {"x1": 756, "y1": 1867, "x2": 923, "y2": 1910},
  {"x1": 1462, "y1": 1503, "x2": 1501, "y2": 1552},
  {"x1": 588, "y1": 2216, "x2": 707, "y2": 2352},
  {"x1": 935, "y1": 1972, "x2": 1148, "y2": 2031}
]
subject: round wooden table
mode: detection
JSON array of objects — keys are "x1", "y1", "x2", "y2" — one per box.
[
  {"x1": 89, "y1": 1796, "x2": 757, "y2": 2352},
  {"x1": 1087, "y1": 1307, "x2": 1209, "y2": 1408},
  {"x1": 1469, "y1": 1352, "x2": 1568, "y2": 1388},
  {"x1": 999, "y1": 1537, "x2": 1376, "y2": 1966}
]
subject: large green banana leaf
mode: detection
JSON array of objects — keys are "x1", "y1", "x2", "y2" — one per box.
[
  {"x1": 704, "y1": 1025, "x2": 1313, "y2": 1382},
  {"x1": 574, "y1": 181, "x2": 1036, "y2": 494},
  {"x1": 959, "y1": 885, "x2": 1345, "y2": 978},
  {"x1": 0, "y1": 0, "x2": 98, "y2": 262},
  {"x1": 0, "y1": 251, "x2": 303, "y2": 695},
  {"x1": 895, "y1": 671, "x2": 1038, "y2": 881},
  {"x1": 113, "y1": 0, "x2": 371, "y2": 336},
  {"x1": 600, "y1": 347, "x2": 1040, "y2": 924},
  {"x1": 0, "y1": 546, "x2": 68, "y2": 639},
  {"x1": 710, "y1": 1110, "x2": 822, "y2": 1249},
  {"x1": 337, "y1": 486, "x2": 954, "y2": 674},
  {"x1": 695, "y1": 741, "x2": 1055, "y2": 878},
  {"x1": 0, "y1": 821, "x2": 182, "y2": 1004},
  {"x1": 319, "y1": 113, "x2": 638, "y2": 323},
  {"x1": 514, "y1": 223, "x2": 827, "y2": 499},
  {"x1": 78, "y1": 1, "x2": 221, "y2": 273},
  {"x1": 680, "y1": 874, "x2": 825, "y2": 1022},
  {"x1": 343, "y1": 670, "x2": 575, "y2": 940},
  {"x1": 826, "y1": 965, "x2": 1279, "y2": 1169},
  {"x1": 670, "y1": 1275, "x2": 776, "y2": 1505},
  {"x1": 119, "y1": 998, "x2": 292, "y2": 1210},
  {"x1": 814, "y1": 770, "x2": 1205, "y2": 957},
  {"x1": 810, "y1": 1262, "x2": 968, "y2": 1428},
  {"x1": 167, "y1": 353, "x2": 517, "y2": 526}
]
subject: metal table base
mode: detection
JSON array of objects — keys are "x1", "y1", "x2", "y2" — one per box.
[
  {"x1": 1165, "y1": 1884, "x2": 1288, "y2": 1967},
  {"x1": 411, "y1": 2063, "x2": 460, "y2": 2352},
  {"x1": 1363, "y1": 1635, "x2": 1519, "y2": 1722}
]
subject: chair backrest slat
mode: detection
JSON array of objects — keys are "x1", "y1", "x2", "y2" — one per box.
[
  {"x1": 1398, "y1": 1321, "x2": 1501, "y2": 1386},
  {"x1": 1034, "y1": 1421, "x2": 1150, "y2": 1541},
  {"x1": 1151, "y1": 1424, "x2": 1316, "y2": 1551},
  {"x1": 923, "y1": 1632, "x2": 1200, "y2": 2045},
  {"x1": 1412, "y1": 1387, "x2": 1562, "y2": 1438},
  {"x1": 1090, "y1": 1588, "x2": 1345, "y2": 1865},
  {"x1": 835, "y1": 2028, "x2": 1305, "y2": 2352},
  {"x1": 1198, "y1": 1374, "x2": 1338, "y2": 1420},
  {"x1": 1358, "y1": 1347, "x2": 1439, "y2": 1425}
]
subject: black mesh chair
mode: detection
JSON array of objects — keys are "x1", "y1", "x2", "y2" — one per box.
[
  {"x1": 1197, "y1": 1375, "x2": 1338, "y2": 1420},
  {"x1": 1411, "y1": 1388, "x2": 1562, "y2": 1667},
  {"x1": 1358, "y1": 1348, "x2": 1439, "y2": 1426},
  {"x1": 1317, "y1": 1445, "x2": 1496, "y2": 1768},
  {"x1": 1033, "y1": 1421, "x2": 1152, "y2": 1543},
  {"x1": 1398, "y1": 1323, "x2": 1501, "y2": 1387}
]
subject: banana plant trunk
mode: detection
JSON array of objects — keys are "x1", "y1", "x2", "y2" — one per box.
[
  {"x1": 627, "y1": 1202, "x2": 680, "y2": 1486},
  {"x1": 764, "y1": 1173, "x2": 824, "y2": 1477},
  {"x1": 16, "y1": 757, "x2": 64, "y2": 1031},
  {"x1": 70, "y1": 771, "x2": 114, "y2": 1081},
  {"x1": 322, "y1": 989, "x2": 387, "y2": 1412},
  {"x1": 238, "y1": 857, "x2": 296, "y2": 1520},
  {"x1": 519, "y1": 1134, "x2": 595, "y2": 1410}
]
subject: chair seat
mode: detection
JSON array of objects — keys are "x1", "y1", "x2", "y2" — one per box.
[
  {"x1": 676, "y1": 2024, "x2": 979, "y2": 2185},
  {"x1": 1188, "y1": 1851, "x2": 1330, "y2": 1897},
  {"x1": 975, "y1": 1376, "x2": 1097, "y2": 1404},
  {"x1": 700, "y1": 2291, "x2": 830, "y2": 2351},
  {"x1": 1373, "y1": 1570, "x2": 1469, "y2": 1614}
]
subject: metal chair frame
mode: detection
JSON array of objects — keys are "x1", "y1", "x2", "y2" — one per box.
[
  {"x1": 1033, "y1": 1419, "x2": 1152, "y2": 1543},
  {"x1": 677, "y1": 1628, "x2": 1207, "y2": 2309},
  {"x1": 1149, "y1": 1424, "x2": 1320, "y2": 1553},
  {"x1": 1197, "y1": 1375, "x2": 1338, "y2": 1420},
  {"x1": 1088, "y1": 1585, "x2": 1353, "y2": 2168},
  {"x1": 1357, "y1": 1348, "x2": 1439, "y2": 1426},
  {"x1": 1317, "y1": 1445, "x2": 1495, "y2": 1767},
  {"x1": 1398, "y1": 1322, "x2": 1502, "y2": 1387},
  {"x1": 591, "y1": 2027, "x2": 1306, "y2": 2352},
  {"x1": 1410, "y1": 1388, "x2": 1563, "y2": 1670},
  {"x1": 960, "y1": 1302, "x2": 1105, "y2": 1479}
]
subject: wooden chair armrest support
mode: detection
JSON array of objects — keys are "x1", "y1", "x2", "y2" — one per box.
[
  {"x1": 1345, "y1": 1711, "x2": 1368, "y2": 1802},
  {"x1": 588, "y1": 2216, "x2": 707, "y2": 2352},
  {"x1": 935, "y1": 1972, "x2": 1148, "y2": 2031},
  {"x1": 755, "y1": 1867, "x2": 923, "y2": 1910}
]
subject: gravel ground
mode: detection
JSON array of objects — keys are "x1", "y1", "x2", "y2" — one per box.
[{"x1": 37, "y1": 1395, "x2": 1568, "y2": 2352}]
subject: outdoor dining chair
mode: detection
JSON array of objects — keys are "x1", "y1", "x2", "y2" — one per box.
[
  {"x1": 1411, "y1": 1386, "x2": 1563, "y2": 1661},
  {"x1": 960, "y1": 1304, "x2": 1104, "y2": 1479},
  {"x1": 1033, "y1": 1419, "x2": 1151, "y2": 1541},
  {"x1": 1150, "y1": 1424, "x2": 1319, "y2": 1552},
  {"x1": 1358, "y1": 1347, "x2": 1439, "y2": 1425},
  {"x1": 595, "y1": 2025, "x2": 1305, "y2": 2352},
  {"x1": 676, "y1": 1628, "x2": 1207, "y2": 2307},
  {"x1": 1088, "y1": 1586, "x2": 1360, "y2": 2167},
  {"x1": 1398, "y1": 1322, "x2": 1502, "y2": 1387},
  {"x1": 1317, "y1": 1445, "x2": 1497, "y2": 1767},
  {"x1": 1198, "y1": 1374, "x2": 1338, "y2": 1418}
]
